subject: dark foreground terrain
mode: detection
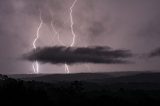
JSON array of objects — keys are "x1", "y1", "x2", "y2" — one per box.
[{"x1": 1, "y1": 72, "x2": 160, "y2": 105}]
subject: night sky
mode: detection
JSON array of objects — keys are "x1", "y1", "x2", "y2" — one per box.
[{"x1": 0, "y1": 0, "x2": 160, "y2": 74}]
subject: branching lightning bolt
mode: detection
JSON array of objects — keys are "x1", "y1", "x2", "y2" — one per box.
[
  {"x1": 32, "y1": 10, "x2": 43, "y2": 73},
  {"x1": 64, "y1": 0, "x2": 78, "y2": 73},
  {"x1": 31, "y1": 0, "x2": 78, "y2": 74},
  {"x1": 50, "y1": 0, "x2": 77, "y2": 74},
  {"x1": 50, "y1": 11, "x2": 69, "y2": 73},
  {"x1": 50, "y1": 11, "x2": 65, "y2": 46}
]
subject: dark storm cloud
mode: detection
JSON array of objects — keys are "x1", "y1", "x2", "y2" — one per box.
[
  {"x1": 149, "y1": 48, "x2": 160, "y2": 57},
  {"x1": 23, "y1": 46, "x2": 132, "y2": 64}
]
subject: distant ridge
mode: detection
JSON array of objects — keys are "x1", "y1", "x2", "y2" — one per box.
[{"x1": 8, "y1": 71, "x2": 160, "y2": 83}]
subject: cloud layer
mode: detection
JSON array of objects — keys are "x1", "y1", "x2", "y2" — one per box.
[
  {"x1": 149, "y1": 47, "x2": 160, "y2": 57},
  {"x1": 24, "y1": 46, "x2": 132, "y2": 64}
]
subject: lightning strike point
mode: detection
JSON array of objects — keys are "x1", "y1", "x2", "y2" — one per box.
[
  {"x1": 65, "y1": 63, "x2": 70, "y2": 74},
  {"x1": 32, "y1": 61, "x2": 39, "y2": 73}
]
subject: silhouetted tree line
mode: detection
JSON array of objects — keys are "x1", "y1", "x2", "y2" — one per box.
[{"x1": 1, "y1": 74, "x2": 160, "y2": 105}]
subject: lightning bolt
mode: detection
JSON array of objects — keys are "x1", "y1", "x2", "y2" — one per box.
[
  {"x1": 50, "y1": 11, "x2": 69, "y2": 73},
  {"x1": 32, "y1": 10, "x2": 43, "y2": 73},
  {"x1": 50, "y1": 0, "x2": 77, "y2": 74},
  {"x1": 65, "y1": 63, "x2": 70, "y2": 73},
  {"x1": 32, "y1": 61, "x2": 39, "y2": 73},
  {"x1": 70, "y1": 0, "x2": 77, "y2": 47},
  {"x1": 31, "y1": 0, "x2": 78, "y2": 74},
  {"x1": 50, "y1": 11, "x2": 65, "y2": 46},
  {"x1": 64, "y1": 0, "x2": 78, "y2": 73}
]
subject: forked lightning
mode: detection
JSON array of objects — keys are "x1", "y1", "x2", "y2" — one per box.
[{"x1": 32, "y1": 0, "x2": 78, "y2": 74}]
